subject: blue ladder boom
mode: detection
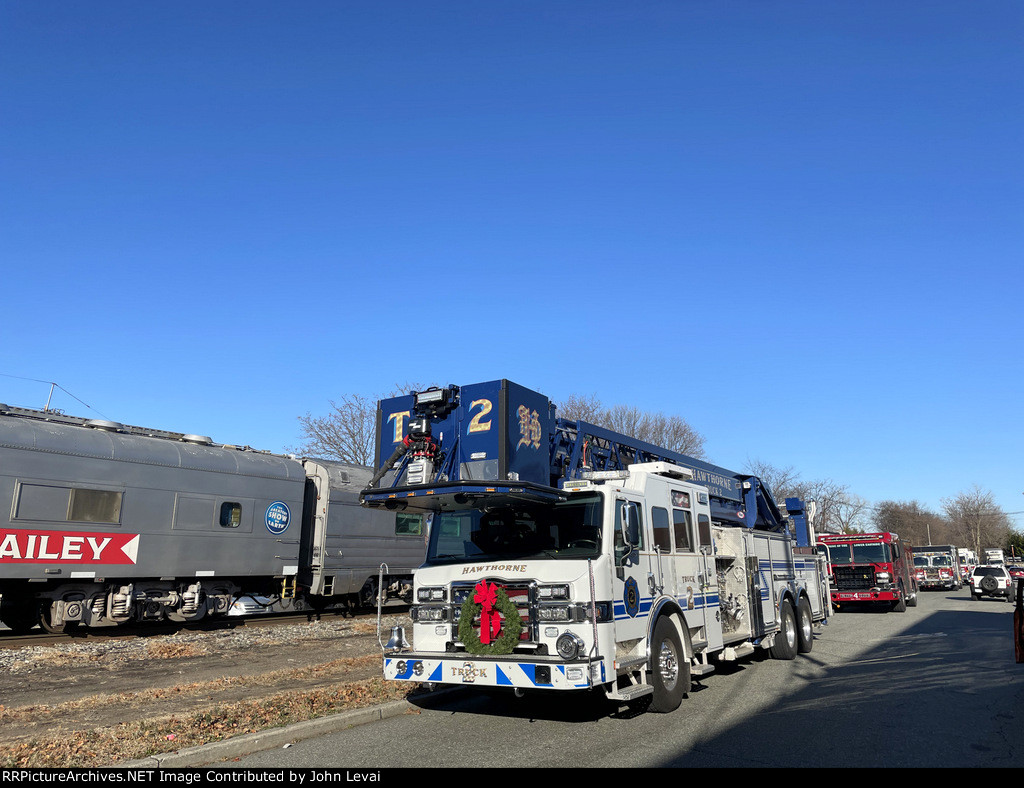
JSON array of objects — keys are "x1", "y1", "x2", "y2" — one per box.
[{"x1": 359, "y1": 380, "x2": 807, "y2": 543}]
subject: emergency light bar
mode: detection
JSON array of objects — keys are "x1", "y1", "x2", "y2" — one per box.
[{"x1": 581, "y1": 470, "x2": 630, "y2": 481}]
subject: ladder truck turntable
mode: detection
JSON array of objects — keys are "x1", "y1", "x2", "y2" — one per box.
[{"x1": 361, "y1": 380, "x2": 830, "y2": 713}]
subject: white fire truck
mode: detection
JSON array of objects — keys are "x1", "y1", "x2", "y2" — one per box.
[{"x1": 361, "y1": 381, "x2": 829, "y2": 713}]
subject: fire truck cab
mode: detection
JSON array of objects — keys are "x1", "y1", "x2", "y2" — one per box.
[{"x1": 817, "y1": 532, "x2": 918, "y2": 612}]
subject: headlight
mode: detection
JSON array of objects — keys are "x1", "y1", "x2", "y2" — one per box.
[
  {"x1": 876, "y1": 572, "x2": 891, "y2": 583},
  {"x1": 411, "y1": 606, "x2": 447, "y2": 622},
  {"x1": 417, "y1": 587, "x2": 446, "y2": 602},
  {"x1": 538, "y1": 605, "x2": 572, "y2": 622},
  {"x1": 537, "y1": 584, "x2": 570, "y2": 600}
]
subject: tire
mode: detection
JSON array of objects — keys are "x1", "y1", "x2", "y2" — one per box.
[
  {"x1": 893, "y1": 586, "x2": 907, "y2": 612},
  {"x1": 648, "y1": 616, "x2": 689, "y2": 713},
  {"x1": 770, "y1": 599, "x2": 798, "y2": 660},
  {"x1": 0, "y1": 602, "x2": 40, "y2": 634},
  {"x1": 907, "y1": 587, "x2": 918, "y2": 607},
  {"x1": 796, "y1": 596, "x2": 814, "y2": 654},
  {"x1": 981, "y1": 575, "x2": 998, "y2": 593}
]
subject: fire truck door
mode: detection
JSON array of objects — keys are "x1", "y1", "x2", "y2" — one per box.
[
  {"x1": 613, "y1": 496, "x2": 653, "y2": 645},
  {"x1": 697, "y1": 511, "x2": 724, "y2": 652}
]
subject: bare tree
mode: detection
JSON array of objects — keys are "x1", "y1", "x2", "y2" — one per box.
[
  {"x1": 744, "y1": 459, "x2": 859, "y2": 535},
  {"x1": 292, "y1": 383, "x2": 427, "y2": 465},
  {"x1": 556, "y1": 394, "x2": 707, "y2": 458},
  {"x1": 744, "y1": 459, "x2": 803, "y2": 503},
  {"x1": 556, "y1": 393, "x2": 604, "y2": 424},
  {"x1": 293, "y1": 393, "x2": 378, "y2": 465},
  {"x1": 873, "y1": 500, "x2": 950, "y2": 546},
  {"x1": 942, "y1": 485, "x2": 1011, "y2": 558},
  {"x1": 832, "y1": 493, "x2": 871, "y2": 534}
]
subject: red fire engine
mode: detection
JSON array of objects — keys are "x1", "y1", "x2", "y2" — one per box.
[{"x1": 817, "y1": 532, "x2": 918, "y2": 612}]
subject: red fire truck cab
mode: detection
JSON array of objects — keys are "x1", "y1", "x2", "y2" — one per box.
[{"x1": 817, "y1": 532, "x2": 919, "y2": 612}]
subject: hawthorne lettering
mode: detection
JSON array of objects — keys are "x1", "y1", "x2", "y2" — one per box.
[{"x1": 461, "y1": 563, "x2": 527, "y2": 574}]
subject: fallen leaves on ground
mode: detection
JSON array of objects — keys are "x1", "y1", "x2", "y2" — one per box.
[{"x1": 0, "y1": 677, "x2": 418, "y2": 768}]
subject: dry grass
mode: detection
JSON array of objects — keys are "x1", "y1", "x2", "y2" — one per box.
[{"x1": 0, "y1": 676, "x2": 417, "y2": 768}]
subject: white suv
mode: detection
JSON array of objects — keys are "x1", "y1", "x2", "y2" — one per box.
[{"x1": 970, "y1": 565, "x2": 1013, "y2": 601}]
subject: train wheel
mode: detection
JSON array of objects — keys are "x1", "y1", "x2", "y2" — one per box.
[
  {"x1": 0, "y1": 602, "x2": 41, "y2": 634},
  {"x1": 39, "y1": 603, "x2": 67, "y2": 634}
]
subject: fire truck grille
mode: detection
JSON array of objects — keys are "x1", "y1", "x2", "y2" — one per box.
[
  {"x1": 834, "y1": 566, "x2": 875, "y2": 591},
  {"x1": 451, "y1": 581, "x2": 534, "y2": 644}
]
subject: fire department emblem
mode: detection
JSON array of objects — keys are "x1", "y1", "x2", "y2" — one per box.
[{"x1": 623, "y1": 577, "x2": 640, "y2": 618}]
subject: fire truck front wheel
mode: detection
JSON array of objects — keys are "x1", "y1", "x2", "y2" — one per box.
[{"x1": 648, "y1": 615, "x2": 689, "y2": 713}]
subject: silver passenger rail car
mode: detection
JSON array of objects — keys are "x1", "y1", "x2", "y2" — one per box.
[{"x1": 0, "y1": 405, "x2": 426, "y2": 633}]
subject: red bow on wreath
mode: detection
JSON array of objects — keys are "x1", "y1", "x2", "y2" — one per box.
[{"x1": 473, "y1": 581, "x2": 502, "y2": 645}]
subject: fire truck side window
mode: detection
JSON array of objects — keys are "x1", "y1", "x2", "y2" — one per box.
[
  {"x1": 614, "y1": 500, "x2": 644, "y2": 565},
  {"x1": 673, "y1": 508, "x2": 693, "y2": 553},
  {"x1": 651, "y1": 506, "x2": 671, "y2": 552},
  {"x1": 697, "y1": 513, "x2": 711, "y2": 548}
]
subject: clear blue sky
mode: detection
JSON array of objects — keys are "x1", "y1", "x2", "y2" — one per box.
[{"x1": 2, "y1": 2, "x2": 1021, "y2": 525}]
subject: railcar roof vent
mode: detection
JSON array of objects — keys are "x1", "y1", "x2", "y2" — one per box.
[
  {"x1": 85, "y1": 419, "x2": 124, "y2": 432},
  {"x1": 181, "y1": 434, "x2": 214, "y2": 445}
]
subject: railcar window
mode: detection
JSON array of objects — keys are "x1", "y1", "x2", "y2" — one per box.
[
  {"x1": 16, "y1": 484, "x2": 122, "y2": 524},
  {"x1": 219, "y1": 502, "x2": 242, "y2": 528},
  {"x1": 395, "y1": 513, "x2": 423, "y2": 536},
  {"x1": 69, "y1": 489, "x2": 122, "y2": 524},
  {"x1": 15, "y1": 484, "x2": 72, "y2": 521}
]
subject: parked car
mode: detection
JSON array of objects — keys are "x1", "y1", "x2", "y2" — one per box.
[
  {"x1": 1006, "y1": 564, "x2": 1024, "y2": 584},
  {"x1": 970, "y1": 565, "x2": 1013, "y2": 602}
]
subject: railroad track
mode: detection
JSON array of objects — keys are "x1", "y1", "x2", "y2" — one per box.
[{"x1": 0, "y1": 603, "x2": 409, "y2": 650}]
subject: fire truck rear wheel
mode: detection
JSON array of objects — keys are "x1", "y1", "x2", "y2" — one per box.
[
  {"x1": 769, "y1": 599, "x2": 798, "y2": 660},
  {"x1": 796, "y1": 596, "x2": 814, "y2": 654},
  {"x1": 649, "y1": 616, "x2": 688, "y2": 713}
]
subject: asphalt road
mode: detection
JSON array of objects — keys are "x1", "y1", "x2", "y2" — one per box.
[{"x1": 206, "y1": 585, "x2": 1022, "y2": 768}]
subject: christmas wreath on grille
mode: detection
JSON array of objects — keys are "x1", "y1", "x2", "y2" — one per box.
[{"x1": 458, "y1": 580, "x2": 523, "y2": 655}]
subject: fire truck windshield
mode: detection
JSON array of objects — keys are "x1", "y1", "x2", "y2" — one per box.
[
  {"x1": 829, "y1": 542, "x2": 891, "y2": 565},
  {"x1": 424, "y1": 493, "x2": 604, "y2": 565}
]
